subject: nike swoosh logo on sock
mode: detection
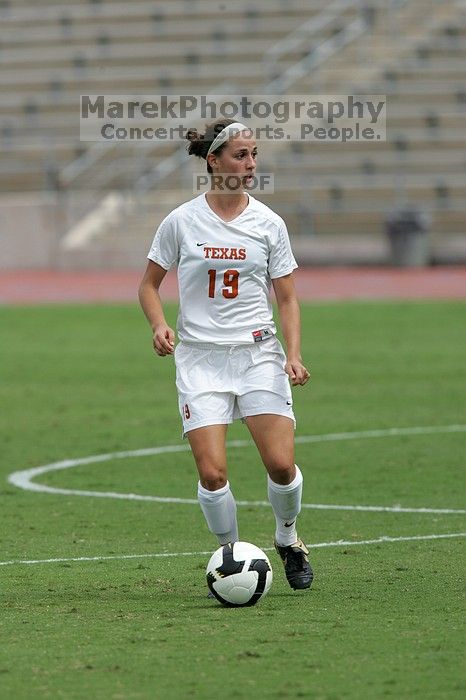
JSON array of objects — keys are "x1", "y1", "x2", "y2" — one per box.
[{"x1": 284, "y1": 520, "x2": 295, "y2": 528}]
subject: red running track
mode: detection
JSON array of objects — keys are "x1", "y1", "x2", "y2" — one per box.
[{"x1": 0, "y1": 267, "x2": 465, "y2": 304}]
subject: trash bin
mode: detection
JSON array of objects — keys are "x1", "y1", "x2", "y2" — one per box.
[{"x1": 385, "y1": 207, "x2": 431, "y2": 267}]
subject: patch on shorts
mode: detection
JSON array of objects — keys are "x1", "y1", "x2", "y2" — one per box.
[{"x1": 252, "y1": 328, "x2": 272, "y2": 342}]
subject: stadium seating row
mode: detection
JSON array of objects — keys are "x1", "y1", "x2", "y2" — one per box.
[{"x1": 0, "y1": 0, "x2": 464, "y2": 268}]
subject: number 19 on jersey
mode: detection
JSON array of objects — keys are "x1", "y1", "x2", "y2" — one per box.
[{"x1": 208, "y1": 269, "x2": 240, "y2": 299}]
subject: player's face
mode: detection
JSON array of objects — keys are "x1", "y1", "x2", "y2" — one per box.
[{"x1": 209, "y1": 133, "x2": 257, "y2": 189}]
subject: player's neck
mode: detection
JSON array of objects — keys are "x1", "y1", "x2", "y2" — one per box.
[{"x1": 205, "y1": 191, "x2": 249, "y2": 219}]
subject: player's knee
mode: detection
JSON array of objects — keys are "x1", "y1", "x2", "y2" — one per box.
[
  {"x1": 200, "y1": 475, "x2": 227, "y2": 491},
  {"x1": 199, "y1": 467, "x2": 227, "y2": 491},
  {"x1": 267, "y1": 460, "x2": 295, "y2": 485}
]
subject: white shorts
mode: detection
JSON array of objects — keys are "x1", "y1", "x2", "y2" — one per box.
[{"x1": 174, "y1": 336, "x2": 295, "y2": 436}]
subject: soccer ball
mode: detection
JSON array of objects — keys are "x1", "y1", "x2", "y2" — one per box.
[{"x1": 206, "y1": 541, "x2": 273, "y2": 607}]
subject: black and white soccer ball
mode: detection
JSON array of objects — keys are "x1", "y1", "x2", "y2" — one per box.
[{"x1": 206, "y1": 541, "x2": 273, "y2": 607}]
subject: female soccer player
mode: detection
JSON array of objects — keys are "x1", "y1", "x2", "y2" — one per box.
[{"x1": 138, "y1": 119, "x2": 313, "y2": 590}]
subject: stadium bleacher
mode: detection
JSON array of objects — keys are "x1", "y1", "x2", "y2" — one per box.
[{"x1": 0, "y1": 0, "x2": 465, "y2": 268}]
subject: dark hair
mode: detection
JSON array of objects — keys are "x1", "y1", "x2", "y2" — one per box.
[{"x1": 186, "y1": 118, "x2": 236, "y2": 174}]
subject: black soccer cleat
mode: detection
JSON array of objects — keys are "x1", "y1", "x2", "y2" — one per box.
[{"x1": 274, "y1": 538, "x2": 313, "y2": 590}]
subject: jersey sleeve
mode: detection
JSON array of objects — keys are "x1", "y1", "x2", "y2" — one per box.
[
  {"x1": 147, "y1": 211, "x2": 179, "y2": 270},
  {"x1": 268, "y1": 219, "x2": 298, "y2": 279}
]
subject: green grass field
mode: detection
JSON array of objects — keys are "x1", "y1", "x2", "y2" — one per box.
[{"x1": 1, "y1": 301, "x2": 465, "y2": 700}]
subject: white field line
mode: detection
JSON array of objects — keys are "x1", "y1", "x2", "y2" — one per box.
[
  {"x1": 1, "y1": 532, "x2": 465, "y2": 568},
  {"x1": 7, "y1": 424, "x2": 466, "y2": 515}
]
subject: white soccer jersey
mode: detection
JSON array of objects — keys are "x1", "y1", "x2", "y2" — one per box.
[{"x1": 147, "y1": 192, "x2": 297, "y2": 344}]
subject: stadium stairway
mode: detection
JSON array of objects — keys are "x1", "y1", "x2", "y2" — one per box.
[{"x1": 53, "y1": 0, "x2": 466, "y2": 269}]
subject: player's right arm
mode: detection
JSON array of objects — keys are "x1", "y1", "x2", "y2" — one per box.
[{"x1": 138, "y1": 260, "x2": 176, "y2": 356}]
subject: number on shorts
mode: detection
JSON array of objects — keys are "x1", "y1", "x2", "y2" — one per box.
[
  {"x1": 183, "y1": 403, "x2": 191, "y2": 420},
  {"x1": 207, "y1": 269, "x2": 239, "y2": 299}
]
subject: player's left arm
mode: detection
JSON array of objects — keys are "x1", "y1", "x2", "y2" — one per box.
[{"x1": 272, "y1": 273, "x2": 310, "y2": 387}]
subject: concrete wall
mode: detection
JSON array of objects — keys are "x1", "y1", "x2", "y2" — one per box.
[{"x1": 0, "y1": 193, "x2": 65, "y2": 269}]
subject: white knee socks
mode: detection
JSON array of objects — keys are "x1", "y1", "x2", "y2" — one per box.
[
  {"x1": 198, "y1": 467, "x2": 303, "y2": 547},
  {"x1": 267, "y1": 465, "x2": 303, "y2": 546},
  {"x1": 197, "y1": 480, "x2": 239, "y2": 545}
]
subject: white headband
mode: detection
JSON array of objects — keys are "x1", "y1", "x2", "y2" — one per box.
[{"x1": 207, "y1": 122, "x2": 250, "y2": 156}]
